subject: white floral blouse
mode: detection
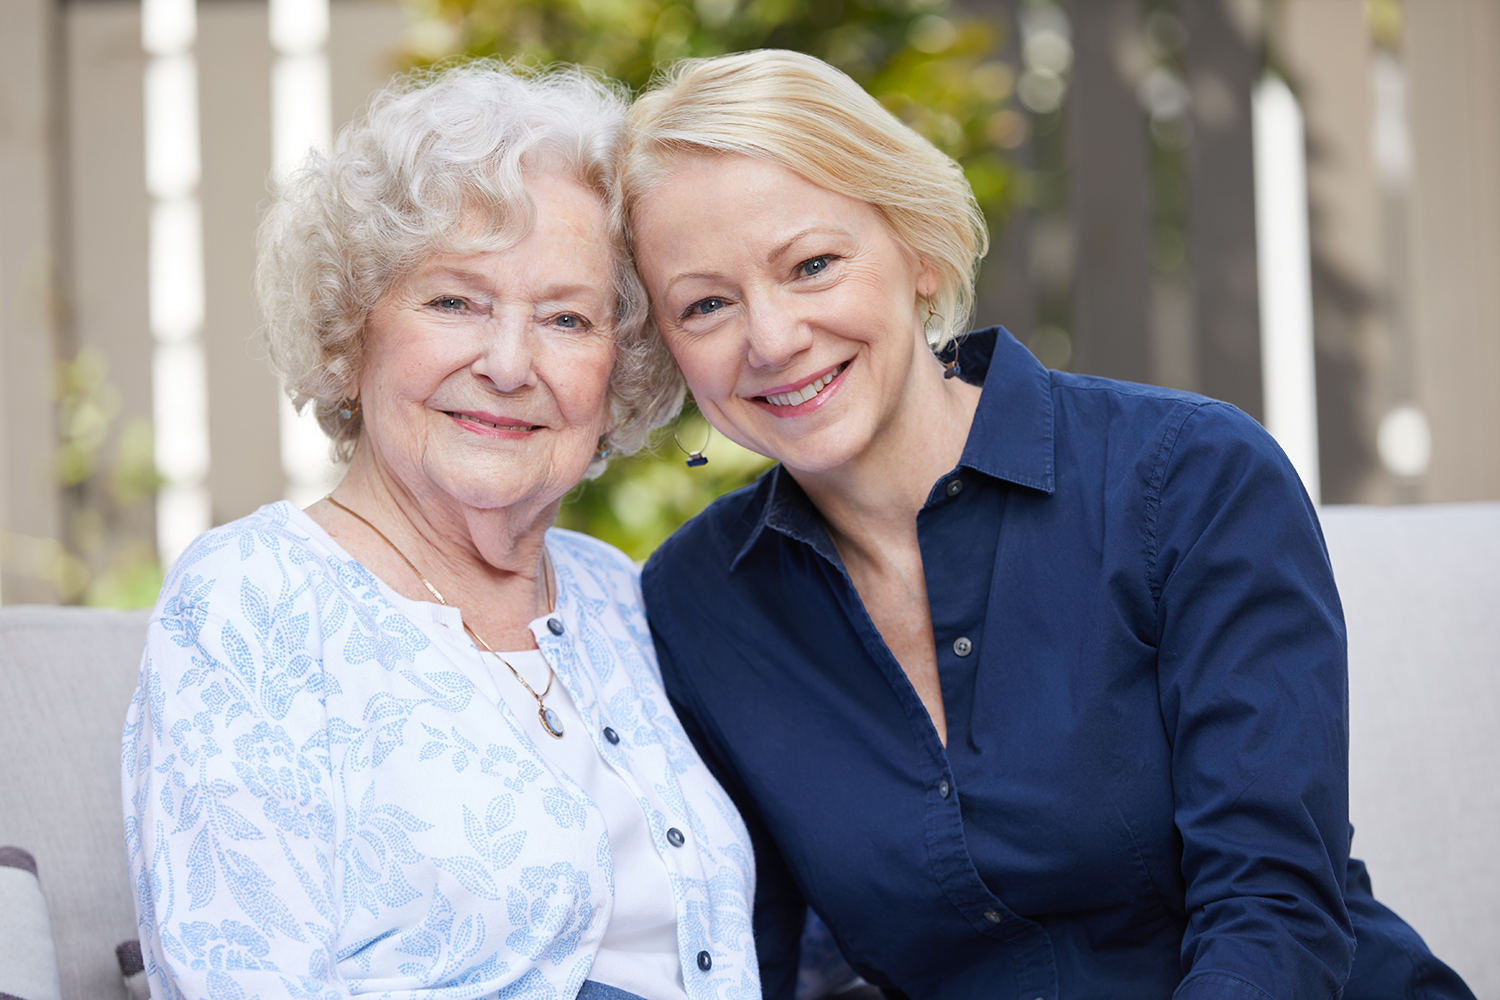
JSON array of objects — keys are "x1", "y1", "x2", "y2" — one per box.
[{"x1": 122, "y1": 502, "x2": 759, "y2": 1000}]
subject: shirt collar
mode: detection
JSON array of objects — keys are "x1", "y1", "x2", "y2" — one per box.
[
  {"x1": 730, "y1": 326, "x2": 1055, "y2": 570},
  {"x1": 948, "y1": 326, "x2": 1056, "y2": 493}
]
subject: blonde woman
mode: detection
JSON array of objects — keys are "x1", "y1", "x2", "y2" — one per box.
[{"x1": 625, "y1": 49, "x2": 1472, "y2": 1000}]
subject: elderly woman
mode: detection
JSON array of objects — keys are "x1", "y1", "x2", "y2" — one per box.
[
  {"x1": 625, "y1": 50, "x2": 1473, "y2": 1000},
  {"x1": 121, "y1": 63, "x2": 756, "y2": 1000}
]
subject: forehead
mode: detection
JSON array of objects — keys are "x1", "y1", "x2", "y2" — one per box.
[
  {"x1": 631, "y1": 153, "x2": 905, "y2": 270},
  {"x1": 390, "y1": 176, "x2": 616, "y2": 298}
]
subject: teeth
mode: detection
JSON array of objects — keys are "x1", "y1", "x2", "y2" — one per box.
[
  {"x1": 765, "y1": 364, "x2": 844, "y2": 407},
  {"x1": 450, "y1": 412, "x2": 534, "y2": 430}
]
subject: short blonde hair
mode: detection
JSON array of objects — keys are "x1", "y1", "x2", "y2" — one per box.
[
  {"x1": 622, "y1": 49, "x2": 989, "y2": 349},
  {"x1": 257, "y1": 60, "x2": 682, "y2": 467}
]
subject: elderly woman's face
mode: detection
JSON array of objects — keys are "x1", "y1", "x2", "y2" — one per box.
[
  {"x1": 632, "y1": 154, "x2": 937, "y2": 476},
  {"x1": 356, "y1": 174, "x2": 616, "y2": 513}
]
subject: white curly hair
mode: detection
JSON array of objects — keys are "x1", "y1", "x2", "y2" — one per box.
[{"x1": 257, "y1": 59, "x2": 683, "y2": 471}]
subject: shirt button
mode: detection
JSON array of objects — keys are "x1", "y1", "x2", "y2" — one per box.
[
  {"x1": 945, "y1": 478, "x2": 964, "y2": 497},
  {"x1": 666, "y1": 827, "x2": 685, "y2": 847},
  {"x1": 546, "y1": 618, "x2": 564, "y2": 635},
  {"x1": 983, "y1": 909, "x2": 1002, "y2": 924},
  {"x1": 696, "y1": 950, "x2": 712, "y2": 972},
  {"x1": 602, "y1": 726, "x2": 620, "y2": 745},
  {"x1": 953, "y1": 636, "x2": 973, "y2": 657},
  {"x1": 938, "y1": 779, "x2": 951, "y2": 798}
]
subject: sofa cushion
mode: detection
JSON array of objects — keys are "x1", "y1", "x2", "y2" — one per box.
[
  {"x1": 1320, "y1": 502, "x2": 1500, "y2": 997},
  {"x1": 0, "y1": 607, "x2": 149, "y2": 1000},
  {"x1": 0, "y1": 846, "x2": 62, "y2": 1000}
]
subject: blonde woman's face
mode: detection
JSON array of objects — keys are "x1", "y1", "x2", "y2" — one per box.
[
  {"x1": 632, "y1": 153, "x2": 938, "y2": 476},
  {"x1": 355, "y1": 174, "x2": 617, "y2": 514}
]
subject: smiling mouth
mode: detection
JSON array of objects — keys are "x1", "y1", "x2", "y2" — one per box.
[
  {"x1": 760, "y1": 363, "x2": 848, "y2": 408},
  {"x1": 446, "y1": 411, "x2": 541, "y2": 432}
]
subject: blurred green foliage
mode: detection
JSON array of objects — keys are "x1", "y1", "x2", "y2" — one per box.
[
  {"x1": 40, "y1": 349, "x2": 164, "y2": 606},
  {"x1": 558, "y1": 413, "x2": 774, "y2": 562},
  {"x1": 402, "y1": 0, "x2": 1019, "y2": 558}
]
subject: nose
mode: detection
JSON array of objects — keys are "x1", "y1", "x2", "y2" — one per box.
[
  {"x1": 471, "y1": 314, "x2": 536, "y2": 393},
  {"x1": 744, "y1": 297, "x2": 813, "y2": 371}
]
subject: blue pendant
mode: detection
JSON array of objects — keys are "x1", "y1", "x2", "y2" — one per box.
[
  {"x1": 540, "y1": 706, "x2": 565, "y2": 738},
  {"x1": 685, "y1": 453, "x2": 708, "y2": 468}
]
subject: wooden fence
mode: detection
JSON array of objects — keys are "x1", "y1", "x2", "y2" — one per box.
[{"x1": 2, "y1": 0, "x2": 1498, "y2": 603}]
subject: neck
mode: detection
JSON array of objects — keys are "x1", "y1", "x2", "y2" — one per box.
[
  {"x1": 791, "y1": 342, "x2": 980, "y2": 564},
  {"x1": 317, "y1": 443, "x2": 559, "y2": 646}
]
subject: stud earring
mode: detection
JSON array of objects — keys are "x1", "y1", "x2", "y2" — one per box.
[
  {"x1": 338, "y1": 397, "x2": 361, "y2": 420},
  {"x1": 673, "y1": 419, "x2": 710, "y2": 468}
]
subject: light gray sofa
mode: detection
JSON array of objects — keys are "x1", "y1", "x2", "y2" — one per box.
[{"x1": 1, "y1": 503, "x2": 1496, "y2": 999}]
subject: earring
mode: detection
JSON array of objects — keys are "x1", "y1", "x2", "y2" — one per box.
[
  {"x1": 673, "y1": 419, "x2": 710, "y2": 468},
  {"x1": 595, "y1": 435, "x2": 613, "y2": 461},
  {"x1": 338, "y1": 397, "x2": 361, "y2": 420},
  {"x1": 925, "y1": 299, "x2": 962, "y2": 379}
]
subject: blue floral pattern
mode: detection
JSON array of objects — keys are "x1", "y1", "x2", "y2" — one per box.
[{"x1": 124, "y1": 502, "x2": 758, "y2": 1000}]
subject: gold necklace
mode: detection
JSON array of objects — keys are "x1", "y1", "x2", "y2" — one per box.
[{"x1": 325, "y1": 495, "x2": 566, "y2": 739}]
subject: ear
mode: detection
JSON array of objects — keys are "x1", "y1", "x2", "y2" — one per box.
[{"x1": 916, "y1": 262, "x2": 940, "y2": 299}]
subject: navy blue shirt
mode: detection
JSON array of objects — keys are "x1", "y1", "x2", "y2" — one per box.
[{"x1": 642, "y1": 328, "x2": 1471, "y2": 1000}]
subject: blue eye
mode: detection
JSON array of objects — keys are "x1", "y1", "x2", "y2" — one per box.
[
  {"x1": 797, "y1": 256, "x2": 832, "y2": 277},
  {"x1": 555, "y1": 314, "x2": 581, "y2": 329},
  {"x1": 431, "y1": 296, "x2": 467, "y2": 311},
  {"x1": 687, "y1": 297, "x2": 725, "y2": 317}
]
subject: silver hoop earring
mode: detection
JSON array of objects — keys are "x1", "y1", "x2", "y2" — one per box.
[{"x1": 673, "y1": 420, "x2": 710, "y2": 468}]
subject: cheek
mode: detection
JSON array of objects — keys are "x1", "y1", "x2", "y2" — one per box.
[
  {"x1": 557, "y1": 342, "x2": 616, "y2": 421},
  {"x1": 664, "y1": 335, "x2": 734, "y2": 402}
]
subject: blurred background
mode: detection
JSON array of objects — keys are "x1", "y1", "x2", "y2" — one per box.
[{"x1": 1, "y1": 0, "x2": 1496, "y2": 606}]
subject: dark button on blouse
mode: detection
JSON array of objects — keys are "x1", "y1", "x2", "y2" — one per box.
[
  {"x1": 602, "y1": 726, "x2": 620, "y2": 745},
  {"x1": 945, "y1": 478, "x2": 964, "y2": 497},
  {"x1": 938, "y1": 778, "x2": 951, "y2": 799},
  {"x1": 666, "y1": 827, "x2": 685, "y2": 848},
  {"x1": 696, "y1": 950, "x2": 712, "y2": 972},
  {"x1": 546, "y1": 617, "x2": 564, "y2": 635}
]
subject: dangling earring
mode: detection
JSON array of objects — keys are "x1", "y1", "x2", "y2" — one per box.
[
  {"x1": 594, "y1": 435, "x2": 613, "y2": 461},
  {"x1": 673, "y1": 418, "x2": 710, "y2": 468},
  {"x1": 925, "y1": 298, "x2": 961, "y2": 379},
  {"x1": 338, "y1": 397, "x2": 361, "y2": 420}
]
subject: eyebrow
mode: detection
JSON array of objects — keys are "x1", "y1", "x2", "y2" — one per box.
[
  {"x1": 416, "y1": 266, "x2": 607, "y2": 303},
  {"x1": 765, "y1": 225, "x2": 853, "y2": 266}
]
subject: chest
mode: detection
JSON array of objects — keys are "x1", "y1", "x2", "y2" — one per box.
[{"x1": 694, "y1": 485, "x2": 1180, "y2": 912}]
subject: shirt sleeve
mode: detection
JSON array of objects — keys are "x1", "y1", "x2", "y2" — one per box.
[
  {"x1": 123, "y1": 570, "x2": 347, "y2": 1000},
  {"x1": 1150, "y1": 402, "x2": 1355, "y2": 999},
  {"x1": 650, "y1": 623, "x2": 808, "y2": 1000}
]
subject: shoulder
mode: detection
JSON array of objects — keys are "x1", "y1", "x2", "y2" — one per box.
[
  {"x1": 545, "y1": 526, "x2": 644, "y2": 606},
  {"x1": 545, "y1": 525, "x2": 637, "y2": 579},
  {"x1": 1045, "y1": 373, "x2": 1293, "y2": 491},
  {"x1": 159, "y1": 502, "x2": 335, "y2": 589},
  {"x1": 150, "y1": 501, "x2": 387, "y2": 651},
  {"x1": 155, "y1": 503, "x2": 304, "y2": 617},
  {"x1": 643, "y1": 474, "x2": 771, "y2": 594}
]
